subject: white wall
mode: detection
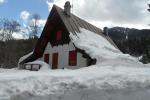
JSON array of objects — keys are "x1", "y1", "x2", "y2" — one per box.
[{"x1": 41, "y1": 42, "x2": 87, "y2": 69}]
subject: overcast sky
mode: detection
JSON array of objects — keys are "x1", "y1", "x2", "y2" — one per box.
[
  {"x1": 0, "y1": 0, "x2": 150, "y2": 38},
  {"x1": 49, "y1": 0, "x2": 150, "y2": 29}
]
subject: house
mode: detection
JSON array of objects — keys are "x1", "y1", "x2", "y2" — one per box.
[{"x1": 19, "y1": 1, "x2": 116, "y2": 70}]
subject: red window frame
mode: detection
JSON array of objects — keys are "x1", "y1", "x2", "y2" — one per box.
[
  {"x1": 56, "y1": 30, "x2": 62, "y2": 41},
  {"x1": 69, "y1": 50, "x2": 77, "y2": 66}
]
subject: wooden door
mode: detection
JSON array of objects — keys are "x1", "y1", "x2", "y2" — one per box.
[
  {"x1": 44, "y1": 54, "x2": 49, "y2": 64},
  {"x1": 52, "y1": 53, "x2": 58, "y2": 69}
]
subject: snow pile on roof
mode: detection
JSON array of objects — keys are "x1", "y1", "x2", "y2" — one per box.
[
  {"x1": 18, "y1": 52, "x2": 33, "y2": 68},
  {"x1": 70, "y1": 28, "x2": 137, "y2": 64}
]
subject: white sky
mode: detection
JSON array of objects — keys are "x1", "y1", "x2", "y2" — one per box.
[{"x1": 0, "y1": 0, "x2": 5, "y2": 4}]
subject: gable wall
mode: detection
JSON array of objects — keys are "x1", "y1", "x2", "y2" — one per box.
[
  {"x1": 34, "y1": 6, "x2": 93, "y2": 69},
  {"x1": 40, "y1": 42, "x2": 87, "y2": 69}
]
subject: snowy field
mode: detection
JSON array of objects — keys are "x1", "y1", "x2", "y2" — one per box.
[{"x1": 1, "y1": 28, "x2": 150, "y2": 100}]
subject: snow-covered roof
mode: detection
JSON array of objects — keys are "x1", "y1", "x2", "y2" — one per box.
[
  {"x1": 18, "y1": 52, "x2": 33, "y2": 68},
  {"x1": 70, "y1": 28, "x2": 136, "y2": 62}
]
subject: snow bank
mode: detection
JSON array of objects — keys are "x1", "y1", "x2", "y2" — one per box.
[
  {"x1": 1, "y1": 65, "x2": 150, "y2": 100},
  {"x1": 0, "y1": 28, "x2": 150, "y2": 99},
  {"x1": 0, "y1": 68, "x2": 18, "y2": 73}
]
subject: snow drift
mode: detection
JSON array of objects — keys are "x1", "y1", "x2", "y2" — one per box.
[{"x1": 0, "y1": 28, "x2": 150, "y2": 100}]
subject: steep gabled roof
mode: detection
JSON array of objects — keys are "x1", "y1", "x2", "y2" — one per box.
[
  {"x1": 53, "y1": 5, "x2": 117, "y2": 49},
  {"x1": 54, "y1": 5, "x2": 103, "y2": 34},
  {"x1": 19, "y1": 4, "x2": 117, "y2": 65}
]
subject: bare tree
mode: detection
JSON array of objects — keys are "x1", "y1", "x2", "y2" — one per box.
[
  {"x1": 0, "y1": 19, "x2": 6, "y2": 41},
  {"x1": 0, "y1": 19, "x2": 21, "y2": 41},
  {"x1": 28, "y1": 13, "x2": 41, "y2": 38}
]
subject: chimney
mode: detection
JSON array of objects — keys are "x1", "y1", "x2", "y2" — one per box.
[
  {"x1": 103, "y1": 27, "x2": 109, "y2": 36},
  {"x1": 64, "y1": 1, "x2": 71, "y2": 17},
  {"x1": 148, "y1": 4, "x2": 150, "y2": 12}
]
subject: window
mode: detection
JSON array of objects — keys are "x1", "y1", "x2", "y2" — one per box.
[
  {"x1": 52, "y1": 53, "x2": 58, "y2": 69},
  {"x1": 69, "y1": 50, "x2": 77, "y2": 66},
  {"x1": 56, "y1": 30, "x2": 62, "y2": 41},
  {"x1": 44, "y1": 54, "x2": 49, "y2": 64}
]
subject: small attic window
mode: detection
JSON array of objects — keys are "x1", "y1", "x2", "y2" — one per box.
[{"x1": 56, "y1": 30, "x2": 62, "y2": 41}]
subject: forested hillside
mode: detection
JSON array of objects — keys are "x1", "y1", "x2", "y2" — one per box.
[
  {"x1": 0, "y1": 38, "x2": 37, "y2": 68},
  {"x1": 104, "y1": 27, "x2": 150, "y2": 63}
]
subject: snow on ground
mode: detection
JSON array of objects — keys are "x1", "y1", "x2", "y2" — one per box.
[
  {"x1": 1, "y1": 65, "x2": 150, "y2": 100},
  {"x1": 0, "y1": 28, "x2": 150, "y2": 100}
]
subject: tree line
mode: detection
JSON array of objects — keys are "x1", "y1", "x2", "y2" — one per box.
[{"x1": 0, "y1": 38, "x2": 38, "y2": 68}]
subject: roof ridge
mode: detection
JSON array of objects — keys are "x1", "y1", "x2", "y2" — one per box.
[{"x1": 54, "y1": 5, "x2": 103, "y2": 35}]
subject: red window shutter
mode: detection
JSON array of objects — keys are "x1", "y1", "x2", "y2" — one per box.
[
  {"x1": 44, "y1": 54, "x2": 49, "y2": 64},
  {"x1": 56, "y1": 30, "x2": 62, "y2": 41},
  {"x1": 52, "y1": 53, "x2": 58, "y2": 69},
  {"x1": 69, "y1": 51, "x2": 77, "y2": 66}
]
